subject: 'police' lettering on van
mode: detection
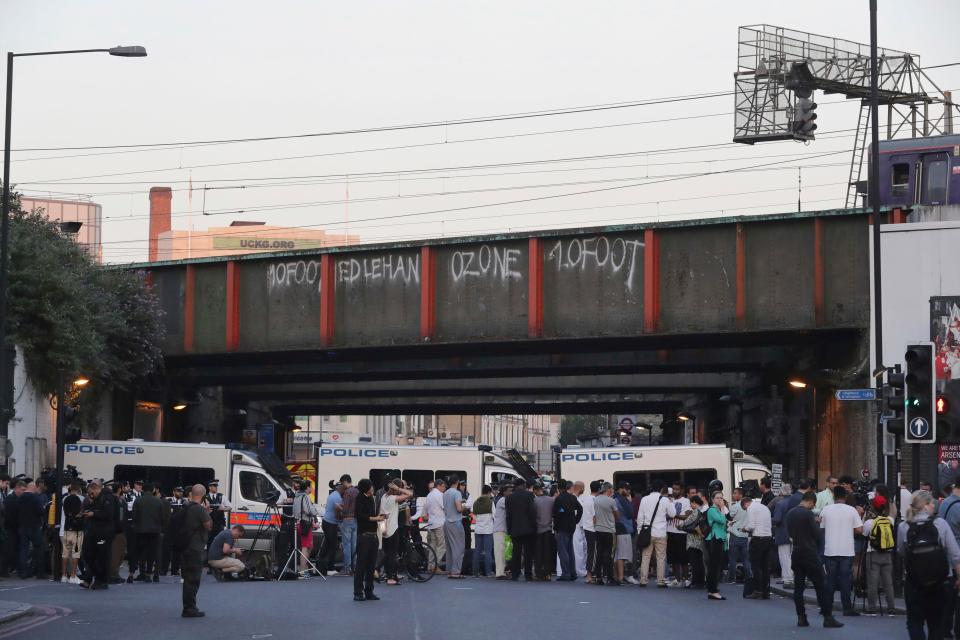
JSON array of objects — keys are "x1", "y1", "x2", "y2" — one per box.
[
  {"x1": 65, "y1": 444, "x2": 143, "y2": 455},
  {"x1": 318, "y1": 448, "x2": 394, "y2": 458},
  {"x1": 560, "y1": 451, "x2": 641, "y2": 463}
]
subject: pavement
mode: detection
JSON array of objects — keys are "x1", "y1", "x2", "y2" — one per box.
[
  {"x1": 0, "y1": 573, "x2": 910, "y2": 640},
  {"x1": 0, "y1": 601, "x2": 32, "y2": 624}
]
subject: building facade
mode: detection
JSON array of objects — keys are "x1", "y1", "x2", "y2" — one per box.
[{"x1": 20, "y1": 195, "x2": 102, "y2": 261}]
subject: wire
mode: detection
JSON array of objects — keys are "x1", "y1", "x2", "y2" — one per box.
[
  {"x1": 9, "y1": 90, "x2": 733, "y2": 153},
  {"x1": 93, "y1": 149, "x2": 850, "y2": 247}
]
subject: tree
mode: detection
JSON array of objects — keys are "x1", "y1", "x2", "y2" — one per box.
[
  {"x1": 559, "y1": 415, "x2": 608, "y2": 446},
  {"x1": 7, "y1": 193, "x2": 164, "y2": 430}
]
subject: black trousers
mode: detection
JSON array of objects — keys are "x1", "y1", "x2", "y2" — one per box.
[
  {"x1": 535, "y1": 531, "x2": 554, "y2": 578},
  {"x1": 181, "y1": 549, "x2": 203, "y2": 612},
  {"x1": 161, "y1": 532, "x2": 179, "y2": 574},
  {"x1": 1, "y1": 528, "x2": 17, "y2": 576},
  {"x1": 319, "y1": 521, "x2": 339, "y2": 572},
  {"x1": 594, "y1": 532, "x2": 615, "y2": 583},
  {"x1": 584, "y1": 530, "x2": 597, "y2": 577},
  {"x1": 382, "y1": 531, "x2": 399, "y2": 580},
  {"x1": 747, "y1": 536, "x2": 774, "y2": 596},
  {"x1": 792, "y1": 552, "x2": 833, "y2": 617},
  {"x1": 688, "y1": 547, "x2": 706, "y2": 586},
  {"x1": 509, "y1": 533, "x2": 536, "y2": 580},
  {"x1": 354, "y1": 533, "x2": 378, "y2": 597},
  {"x1": 138, "y1": 532, "x2": 160, "y2": 577},
  {"x1": 83, "y1": 530, "x2": 113, "y2": 586},
  {"x1": 706, "y1": 538, "x2": 725, "y2": 593},
  {"x1": 905, "y1": 580, "x2": 952, "y2": 640},
  {"x1": 125, "y1": 522, "x2": 138, "y2": 575}
]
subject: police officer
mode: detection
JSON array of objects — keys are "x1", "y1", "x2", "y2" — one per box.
[
  {"x1": 79, "y1": 480, "x2": 118, "y2": 590},
  {"x1": 123, "y1": 480, "x2": 143, "y2": 582},
  {"x1": 162, "y1": 487, "x2": 185, "y2": 576},
  {"x1": 205, "y1": 481, "x2": 231, "y2": 549}
]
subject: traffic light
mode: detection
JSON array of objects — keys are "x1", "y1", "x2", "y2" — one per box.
[
  {"x1": 936, "y1": 380, "x2": 960, "y2": 440},
  {"x1": 792, "y1": 95, "x2": 818, "y2": 139},
  {"x1": 62, "y1": 406, "x2": 81, "y2": 445},
  {"x1": 884, "y1": 369, "x2": 905, "y2": 435},
  {"x1": 904, "y1": 343, "x2": 936, "y2": 443}
]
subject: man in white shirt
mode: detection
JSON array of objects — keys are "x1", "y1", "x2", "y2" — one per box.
[
  {"x1": 727, "y1": 487, "x2": 752, "y2": 583},
  {"x1": 579, "y1": 481, "x2": 599, "y2": 582},
  {"x1": 819, "y1": 486, "x2": 863, "y2": 616},
  {"x1": 743, "y1": 495, "x2": 774, "y2": 599},
  {"x1": 572, "y1": 481, "x2": 589, "y2": 578},
  {"x1": 637, "y1": 481, "x2": 671, "y2": 587},
  {"x1": 425, "y1": 478, "x2": 447, "y2": 572},
  {"x1": 665, "y1": 483, "x2": 691, "y2": 587}
]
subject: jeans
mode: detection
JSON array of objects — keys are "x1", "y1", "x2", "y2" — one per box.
[
  {"x1": 866, "y1": 552, "x2": 896, "y2": 613},
  {"x1": 793, "y1": 552, "x2": 833, "y2": 617},
  {"x1": 17, "y1": 527, "x2": 43, "y2": 578},
  {"x1": 555, "y1": 530, "x2": 575, "y2": 579},
  {"x1": 493, "y1": 531, "x2": 507, "y2": 577},
  {"x1": 824, "y1": 555, "x2": 854, "y2": 612},
  {"x1": 905, "y1": 580, "x2": 951, "y2": 640},
  {"x1": 639, "y1": 536, "x2": 667, "y2": 585},
  {"x1": 339, "y1": 519, "x2": 357, "y2": 571},
  {"x1": 473, "y1": 533, "x2": 494, "y2": 576},
  {"x1": 727, "y1": 535, "x2": 751, "y2": 581}
]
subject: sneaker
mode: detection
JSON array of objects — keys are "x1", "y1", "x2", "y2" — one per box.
[
  {"x1": 625, "y1": 576, "x2": 639, "y2": 585},
  {"x1": 61, "y1": 576, "x2": 69, "y2": 584},
  {"x1": 669, "y1": 578, "x2": 682, "y2": 588},
  {"x1": 863, "y1": 610, "x2": 880, "y2": 617},
  {"x1": 70, "y1": 576, "x2": 81, "y2": 585},
  {"x1": 683, "y1": 579, "x2": 692, "y2": 588},
  {"x1": 842, "y1": 610, "x2": 860, "y2": 617},
  {"x1": 782, "y1": 580, "x2": 793, "y2": 587},
  {"x1": 181, "y1": 609, "x2": 205, "y2": 618}
]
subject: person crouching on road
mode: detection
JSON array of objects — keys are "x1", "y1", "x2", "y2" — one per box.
[
  {"x1": 353, "y1": 479, "x2": 385, "y2": 601},
  {"x1": 207, "y1": 524, "x2": 246, "y2": 579}
]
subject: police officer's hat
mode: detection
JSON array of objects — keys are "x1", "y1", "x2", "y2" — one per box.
[
  {"x1": 208, "y1": 479, "x2": 220, "y2": 487},
  {"x1": 134, "y1": 479, "x2": 144, "y2": 486},
  {"x1": 173, "y1": 486, "x2": 183, "y2": 493}
]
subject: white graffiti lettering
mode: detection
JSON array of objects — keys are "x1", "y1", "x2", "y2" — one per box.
[
  {"x1": 545, "y1": 236, "x2": 644, "y2": 292},
  {"x1": 336, "y1": 254, "x2": 420, "y2": 286},
  {"x1": 450, "y1": 245, "x2": 523, "y2": 283},
  {"x1": 267, "y1": 260, "x2": 320, "y2": 292}
]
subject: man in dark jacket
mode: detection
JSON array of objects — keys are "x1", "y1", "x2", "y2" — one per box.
[
  {"x1": 505, "y1": 478, "x2": 537, "y2": 581},
  {"x1": 1, "y1": 481, "x2": 24, "y2": 577},
  {"x1": 553, "y1": 480, "x2": 583, "y2": 581},
  {"x1": 80, "y1": 480, "x2": 118, "y2": 589},
  {"x1": 17, "y1": 482, "x2": 46, "y2": 579},
  {"x1": 133, "y1": 482, "x2": 167, "y2": 582}
]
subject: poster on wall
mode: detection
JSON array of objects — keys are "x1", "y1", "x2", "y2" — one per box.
[{"x1": 931, "y1": 296, "x2": 960, "y2": 383}]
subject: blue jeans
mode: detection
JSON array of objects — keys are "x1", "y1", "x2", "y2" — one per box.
[
  {"x1": 473, "y1": 533, "x2": 494, "y2": 576},
  {"x1": 727, "y1": 535, "x2": 751, "y2": 580},
  {"x1": 18, "y1": 527, "x2": 43, "y2": 578},
  {"x1": 340, "y1": 520, "x2": 357, "y2": 571},
  {"x1": 824, "y1": 555, "x2": 854, "y2": 612},
  {"x1": 555, "y1": 530, "x2": 576, "y2": 579}
]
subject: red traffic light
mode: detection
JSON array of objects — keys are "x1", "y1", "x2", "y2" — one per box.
[{"x1": 938, "y1": 395, "x2": 950, "y2": 415}]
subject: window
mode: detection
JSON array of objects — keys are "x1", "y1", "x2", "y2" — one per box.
[
  {"x1": 612, "y1": 469, "x2": 717, "y2": 496},
  {"x1": 891, "y1": 162, "x2": 910, "y2": 198},
  {"x1": 402, "y1": 469, "x2": 434, "y2": 497},
  {"x1": 114, "y1": 465, "x2": 215, "y2": 496},
  {"x1": 436, "y1": 470, "x2": 468, "y2": 492},
  {"x1": 370, "y1": 468, "x2": 401, "y2": 492},
  {"x1": 490, "y1": 471, "x2": 520, "y2": 488},
  {"x1": 924, "y1": 159, "x2": 949, "y2": 204},
  {"x1": 740, "y1": 468, "x2": 769, "y2": 484},
  {"x1": 239, "y1": 471, "x2": 278, "y2": 503}
]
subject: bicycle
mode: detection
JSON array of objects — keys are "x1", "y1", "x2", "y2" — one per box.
[{"x1": 388, "y1": 525, "x2": 437, "y2": 583}]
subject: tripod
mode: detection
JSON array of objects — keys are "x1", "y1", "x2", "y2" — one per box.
[
  {"x1": 279, "y1": 517, "x2": 325, "y2": 582},
  {"x1": 245, "y1": 502, "x2": 282, "y2": 579}
]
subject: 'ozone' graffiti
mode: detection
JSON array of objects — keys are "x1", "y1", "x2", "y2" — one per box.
[
  {"x1": 450, "y1": 245, "x2": 523, "y2": 283},
  {"x1": 545, "y1": 236, "x2": 644, "y2": 292},
  {"x1": 267, "y1": 260, "x2": 320, "y2": 292},
  {"x1": 336, "y1": 254, "x2": 420, "y2": 286}
]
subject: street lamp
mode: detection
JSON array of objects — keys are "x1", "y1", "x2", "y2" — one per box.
[
  {"x1": 73, "y1": 377, "x2": 90, "y2": 388},
  {"x1": 0, "y1": 44, "x2": 147, "y2": 462},
  {"x1": 788, "y1": 379, "x2": 808, "y2": 389},
  {"x1": 789, "y1": 379, "x2": 819, "y2": 485},
  {"x1": 55, "y1": 372, "x2": 89, "y2": 527}
]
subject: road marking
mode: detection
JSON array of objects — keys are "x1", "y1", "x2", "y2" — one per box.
[
  {"x1": 252, "y1": 635, "x2": 273, "y2": 638},
  {"x1": 453, "y1": 587, "x2": 472, "y2": 590},
  {"x1": 578, "y1": 601, "x2": 590, "y2": 604},
  {"x1": 0, "y1": 605, "x2": 70, "y2": 639}
]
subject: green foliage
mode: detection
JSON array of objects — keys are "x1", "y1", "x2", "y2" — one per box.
[
  {"x1": 7, "y1": 196, "x2": 164, "y2": 413},
  {"x1": 559, "y1": 414, "x2": 607, "y2": 446}
]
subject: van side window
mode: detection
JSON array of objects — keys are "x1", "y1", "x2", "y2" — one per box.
[
  {"x1": 612, "y1": 469, "x2": 717, "y2": 496},
  {"x1": 370, "y1": 469, "x2": 401, "y2": 492},
  {"x1": 402, "y1": 470, "x2": 434, "y2": 497},
  {"x1": 114, "y1": 465, "x2": 215, "y2": 496},
  {"x1": 891, "y1": 162, "x2": 910, "y2": 197},
  {"x1": 740, "y1": 469, "x2": 769, "y2": 485},
  {"x1": 239, "y1": 471, "x2": 276, "y2": 503},
  {"x1": 436, "y1": 470, "x2": 467, "y2": 491},
  {"x1": 490, "y1": 471, "x2": 519, "y2": 488}
]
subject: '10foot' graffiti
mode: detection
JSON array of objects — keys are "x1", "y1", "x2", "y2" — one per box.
[{"x1": 545, "y1": 236, "x2": 643, "y2": 292}]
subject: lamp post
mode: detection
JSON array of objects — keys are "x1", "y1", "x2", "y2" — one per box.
[
  {"x1": 789, "y1": 378, "x2": 819, "y2": 484},
  {"x1": 54, "y1": 373, "x2": 89, "y2": 526},
  {"x1": 0, "y1": 45, "x2": 147, "y2": 460}
]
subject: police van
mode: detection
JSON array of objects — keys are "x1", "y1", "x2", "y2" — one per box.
[
  {"x1": 313, "y1": 443, "x2": 538, "y2": 511},
  {"x1": 64, "y1": 440, "x2": 294, "y2": 549},
  {"x1": 557, "y1": 444, "x2": 769, "y2": 499}
]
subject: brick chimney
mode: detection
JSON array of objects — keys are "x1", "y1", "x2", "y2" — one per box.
[{"x1": 148, "y1": 187, "x2": 172, "y2": 262}]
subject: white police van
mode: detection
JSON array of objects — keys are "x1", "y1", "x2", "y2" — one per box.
[
  {"x1": 64, "y1": 440, "x2": 294, "y2": 550},
  {"x1": 557, "y1": 444, "x2": 769, "y2": 499}
]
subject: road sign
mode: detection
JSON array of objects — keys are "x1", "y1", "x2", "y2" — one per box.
[
  {"x1": 908, "y1": 416, "x2": 931, "y2": 440},
  {"x1": 835, "y1": 389, "x2": 877, "y2": 401}
]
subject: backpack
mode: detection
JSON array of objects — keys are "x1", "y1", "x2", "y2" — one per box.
[
  {"x1": 171, "y1": 503, "x2": 201, "y2": 554},
  {"x1": 869, "y1": 517, "x2": 896, "y2": 552},
  {"x1": 905, "y1": 520, "x2": 949, "y2": 588}
]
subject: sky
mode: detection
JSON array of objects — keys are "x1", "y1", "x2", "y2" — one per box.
[{"x1": 2, "y1": 0, "x2": 959, "y2": 264}]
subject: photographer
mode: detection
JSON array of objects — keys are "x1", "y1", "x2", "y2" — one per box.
[
  {"x1": 207, "y1": 524, "x2": 246, "y2": 579},
  {"x1": 380, "y1": 479, "x2": 413, "y2": 586},
  {"x1": 291, "y1": 479, "x2": 318, "y2": 575}
]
